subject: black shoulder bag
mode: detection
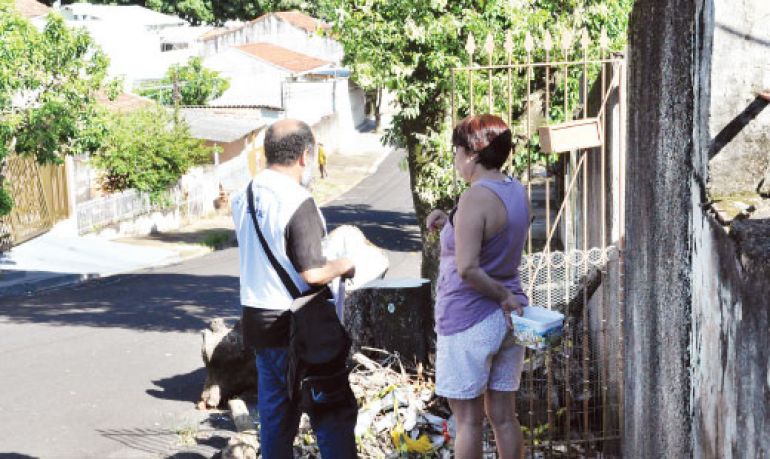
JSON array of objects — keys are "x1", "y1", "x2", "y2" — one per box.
[{"x1": 246, "y1": 182, "x2": 352, "y2": 411}]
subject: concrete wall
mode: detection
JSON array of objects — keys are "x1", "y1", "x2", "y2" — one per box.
[
  {"x1": 624, "y1": 1, "x2": 698, "y2": 456},
  {"x1": 625, "y1": 0, "x2": 770, "y2": 457},
  {"x1": 204, "y1": 48, "x2": 286, "y2": 107},
  {"x1": 200, "y1": 15, "x2": 343, "y2": 63},
  {"x1": 690, "y1": 216, "x2": 770, "y2": 458},
  {"x1": 706, "y1": 0, "x2": 770, "y2": 197},
  {"x1": 689, "y1": 1, "x2": 770, "y2": 457}
]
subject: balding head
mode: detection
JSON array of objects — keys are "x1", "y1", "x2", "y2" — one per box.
[{"x1": 264, "y1": 119, "x2": 315, "y2": 166}]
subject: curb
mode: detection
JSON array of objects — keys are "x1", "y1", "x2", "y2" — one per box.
[
  {"x1": 0, "y1": 272, "x2": 101, "y2": 299},
  {"x1": 368, "y1": 148, "x2": 394, "y2": 174},
  {"x1": 0, "y1": 252, "x2": 184, "y2": 300}
]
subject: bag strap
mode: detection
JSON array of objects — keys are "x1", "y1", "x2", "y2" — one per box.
[{"x1": 246, "y1": 180, "x2": 302, "y2": 300}]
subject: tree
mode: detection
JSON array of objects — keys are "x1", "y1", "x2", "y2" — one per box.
[
  {"x1": 0, "y1": 4, "x2": 113, "y2": 216},
  {"x1": 92, "y1": 106, "x2": 215, "y2": 202},
  {"x1": 43, "y1": 0, "x2": 324, "y2": 25},
  {"x1": 137, "y1": 57, "x2": 230, "y2": 106},
  {"x1": 323, "y1": 0, "x2": 632, "y2": 279}
]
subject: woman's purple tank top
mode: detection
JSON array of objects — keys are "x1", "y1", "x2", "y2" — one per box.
[{"x1": 435, "y1": 177, "x2": 530, "y2": 336}]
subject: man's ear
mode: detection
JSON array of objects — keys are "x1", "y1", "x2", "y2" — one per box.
[{"x1": 299, "y1": 147, "x2": 310, "y2": 167}]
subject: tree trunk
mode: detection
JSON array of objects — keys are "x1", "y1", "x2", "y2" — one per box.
[
  {"x1": 374, "y1": 87, "x2": 383, "y2": 132},
  {"x1": 199, "y1": 318, "x2": 257, "y2": 409},
  {"x1": 343, "y1": 278, "x2": 434, "y2": 368}
]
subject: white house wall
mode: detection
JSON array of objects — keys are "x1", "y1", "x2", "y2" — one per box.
[
  {"x1": 201, "y1": 15, "x2": 342, "y2": 63},
  {"x1": 284, "y1": 80, "x2": 335, "y2": 125},
  {"x1": 204, "y1": 49, "x2": 286, "y2": 107},
  {"x1": 67, "y1": 20, "x2": 193, "y2": 91}
]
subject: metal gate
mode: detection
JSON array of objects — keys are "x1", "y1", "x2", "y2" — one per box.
[
  {"x1": 451, "y1": 29, "x2": 626, "y2": 457},
  {"x1": 0, "y1": 154, "x2": 69, "y2": 248}
]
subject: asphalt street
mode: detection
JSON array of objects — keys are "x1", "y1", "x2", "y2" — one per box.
[{"x1": 0, "y1": 149, "x2": 420, "y2": 458}]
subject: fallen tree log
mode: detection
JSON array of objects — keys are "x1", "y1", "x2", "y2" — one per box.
[
  {"x1": 199, "y1": 318, "x2": 256, "y2": 409},
  {"x1": 343, "y1": 278, "x2": 433, "y2": 368}
]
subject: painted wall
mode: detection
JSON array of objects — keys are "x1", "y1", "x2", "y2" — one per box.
[
  {"x1": 200, "y1": 15, "x2": 342, "y2": 63},
  {"x1": 204, "y1": 48, "x2": 286, "y2": 107}
]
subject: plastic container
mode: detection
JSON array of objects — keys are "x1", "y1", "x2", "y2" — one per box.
[{"x1": 511, "y1": 305, "x2": 565, "y2": 350}]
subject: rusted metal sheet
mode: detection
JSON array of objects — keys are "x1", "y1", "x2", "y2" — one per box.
[{"x1": 538, "y1": 118, "x2": 603, "y2": 153}]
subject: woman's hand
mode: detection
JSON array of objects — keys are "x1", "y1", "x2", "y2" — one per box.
[
  {"x1": 426, "y1": 209, "x2": 448, "y2": 232},
  {"x1": 500, "y1": 292, "x2": 524, "y2": 330}
]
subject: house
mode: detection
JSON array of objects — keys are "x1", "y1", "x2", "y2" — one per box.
[
  {"x1": 14, "y1": 0, "x2": 49, "y2": 19},
  {"x1": 204, "y1": 42, "x2": 333, "y2": 111},
  {"x1": 60, "y1": 3, "x2": 194, "y2": 91},
  {"x1": 95, "y1": 91, "x2": 155, "y2": 114},
  {"x1": 199, "y1": 11, "x2": 343, "y2": 63},
  {"x1": 14, "y1": 0, "x2": 50, "y2": 28},
  {"x1": 60, "y1": 3, "x2": 186, "y2": 30},
  {"x1": 180, "y1": 107, "x2": 267, "y2": 169}
]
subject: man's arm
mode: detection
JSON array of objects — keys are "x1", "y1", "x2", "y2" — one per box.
[
  {"x1": 300, "y1": 258, "x2": 355, "y2": 286},
  {"x1": 285, "y1": 198, "x2": 355, "y2": 287}
]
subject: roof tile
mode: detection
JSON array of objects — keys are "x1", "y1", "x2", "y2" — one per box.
[
  {"x1": 235, "y1": 42, "x2": 330, "y2": 73},
  {"x1": 14, "y1": 0, "x2": 50, "y2": 18}
]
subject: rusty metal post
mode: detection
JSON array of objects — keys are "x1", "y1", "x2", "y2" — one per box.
[
  {"x1": 579, "y1": 29, "x2": 591, "y2": 452},
  {"x1": 561, "y1": 28, "x2": 573, "y2": 457},
  {"x1": 598, "y1": 29, "x2": 610, "y2": 446}
]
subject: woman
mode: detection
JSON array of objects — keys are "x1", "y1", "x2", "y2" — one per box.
[{"x1": 427, "y1": 114, "x2": 529, "y2": 459}]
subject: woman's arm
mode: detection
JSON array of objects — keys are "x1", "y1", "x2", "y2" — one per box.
[
  {"x1": 426, "y1": 209, "x2": 449, "y2": 232},
  {"x1": 454, "y1": 187, "x2": 523, "y2": 328}
]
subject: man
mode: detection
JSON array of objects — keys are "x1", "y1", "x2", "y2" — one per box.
[
  {"x1": 318, "y1": 142, "x2": 328, "y2": 179},
  {"x1": 231, "y1": 119, "x2": 357, "y2": 458}
]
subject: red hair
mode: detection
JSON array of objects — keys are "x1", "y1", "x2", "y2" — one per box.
[{"x1": 452, "y1": 114, "x2": 512, "y2": 170}]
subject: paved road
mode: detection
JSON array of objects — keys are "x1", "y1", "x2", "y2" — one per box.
[
  {"x1": 324, "y1": 149, "x2": 421, "y2": 279},
  {"x1": 0, "y1": 150, "x2": 420, "y2": 458}
]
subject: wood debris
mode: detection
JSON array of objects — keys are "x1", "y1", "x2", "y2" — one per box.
[{"x1": 294, "y1": 349, "x2": 456, "y2": 458}]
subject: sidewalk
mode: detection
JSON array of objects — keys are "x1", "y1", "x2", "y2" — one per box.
[{"x1": 0, "y1": 128, "x2": 392, "y2": 299}]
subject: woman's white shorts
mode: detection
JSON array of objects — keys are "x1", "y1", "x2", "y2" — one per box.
[{"x1": 435, "y1": 309, "x2": 525, "y2": 400}]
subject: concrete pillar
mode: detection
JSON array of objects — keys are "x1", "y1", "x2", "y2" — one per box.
[{"x1": 624, "y1": 0, "x2": 700, "y2": 456}]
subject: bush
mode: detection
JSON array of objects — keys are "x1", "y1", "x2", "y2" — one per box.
[
  {"x1": 138, "y1": 57, "x2": 229, "y2": 106},
  {"x1": 93, "y1": 106, "x2": 216, "y2": 202}
]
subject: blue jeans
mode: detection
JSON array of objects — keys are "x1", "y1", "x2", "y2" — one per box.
[{"x1": 255, "y1": 347, "x2": 358, "y2": 458}]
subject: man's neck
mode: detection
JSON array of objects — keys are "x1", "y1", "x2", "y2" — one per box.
[{"x1": 267, "y1": 163, "x2": 302, "y2": 184}]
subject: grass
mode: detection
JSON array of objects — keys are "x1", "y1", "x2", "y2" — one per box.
[{"x1": 200, "y1": 230, "x2": 235, "y2": 250}]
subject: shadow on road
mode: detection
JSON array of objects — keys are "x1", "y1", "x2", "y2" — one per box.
[
  {"x1": 0, "y1": 273, "x2": 240, "y2": 332},
  {"x1": 97, "y1": 412, "x2": 236, "y2": 458},
  {"x1": 324, "y1": 205, "x2": 421, "y2": 252},
  {"x1": 147, "y1": 367, "x2": 207, "y2": 403}
]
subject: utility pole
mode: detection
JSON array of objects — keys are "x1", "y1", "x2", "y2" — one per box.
[{"x1": 172, "y1": 67, "x2": 181, "y2": 124}]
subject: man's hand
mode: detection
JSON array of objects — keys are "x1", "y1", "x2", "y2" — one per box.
[
  {"x1": 426, "y1": 209, "x2": 448, "y2": 232},
  {"x1": 759, "y1": 90, "x2": 770, "y2": 102},
  {"x1": 338, "y1": 257, "x2": 355, "y2": 280},
  {"x1": 500, "y1": 292, "x2": 524, "y2": 330},
  {"x1": 301, "y1": 257, "x2": 355, "y2": 285}
]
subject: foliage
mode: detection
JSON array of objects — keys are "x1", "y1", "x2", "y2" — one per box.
[
  {"x1": 137, "y1": 57, "x2": 229, "y2": 106},
  {"x1": 0, "y1": 5, "x2": 111, "y2": 216},
  {"x1": 92, "y1": 106, "x2": 215, "y2": 202},
  {"x1": 47, "y1": 0, "x2": 324, "y2": 25},
  {"x1": 323, "y1": 0, "x2": 632, "y2": 278}
]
